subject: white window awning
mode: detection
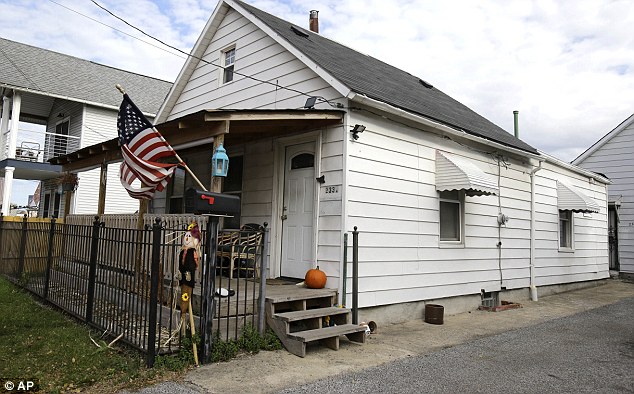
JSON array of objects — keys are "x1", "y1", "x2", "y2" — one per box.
[
  {"x1": 435, "y1": 151, "x2": 498, "y2": 196},
  {"x1": 556, "y1": 181, "x2": 601, "y2": 213}
]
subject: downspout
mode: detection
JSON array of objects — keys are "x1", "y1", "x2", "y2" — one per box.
[
  {"x1": 529, "y1": 160, "x2": 543, "y2": 301},
  {"x1": 497, "y1": 158, "x2": 504, "y2": 289}
]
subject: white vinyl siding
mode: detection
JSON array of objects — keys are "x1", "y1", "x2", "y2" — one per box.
[
  {"x1": 575, "y1": 120, "x2": 634, "y2": 274},
  {"x1": 72, "y1": 105, "x2": 141, "y2": 214},
  {"x1": 167, "y1": 9, "x2": 339, "y2": 120},
  {"x1": 343, "y1": 111, "x2": 607, "y2": 309},
  {"x1": 316, "y1": 126, "x2": 345, "y2": 287},
  {"x1": 532, "y1": 164, "x2": 608, "y2": 286}
]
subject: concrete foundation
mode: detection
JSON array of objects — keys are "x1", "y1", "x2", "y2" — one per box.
[{"x1": 358, "y1": 279, "x2": 609, "y2": 327}]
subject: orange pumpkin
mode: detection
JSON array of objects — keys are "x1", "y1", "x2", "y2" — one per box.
[{"x1": 305, "y1": 266, "x2": 327, "y2": 289}]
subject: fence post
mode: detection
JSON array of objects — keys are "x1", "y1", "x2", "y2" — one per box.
[
  {"x1": 258, "y1": 223, "x2": 269, "y2": 334},
  {"x1": 200, "y1": 215, "x2": 219, "y2": 364},
  {"x1": 85, "y1": 216, "x2": 101, "y2": 323},
  {"x1": 43, "y1": 218, "x2": 56, "y2": 299},
  {"x1": 17, "y1": 214, "x2": 28, "y2": 279},
  {"x1": 0, "y1": 214, "x2": 4, "y2": 269},
  {"x1": 352, "y1": 226, "x2": 359, "y2": 325},
  {"x1": 146, "y1": 218, "x2": 162, "y2": 368}
]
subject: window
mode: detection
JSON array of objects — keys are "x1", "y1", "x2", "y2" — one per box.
[
  {"x1": 168, "y1": 168, "x2": 186, "y2": 214},
  {"x1": 559, "y1": 210, "x2": 573, "y2": 249},
  {"x1": 439, "y1": 190, "x2": 463, "y2": 242},
  {"x1": 43, "y1": 193, "x2": 51, "y2": 218},
  {"x1": 222, "y1": 155, "x2": 243, "y2": 229},
  {"x1": 53, "y1": 192, "x2": 61, "y2": 218},
  {"x1": 290, "y1": 153, "x2": 314, "y2": 169},
  {"x1": 53, "y1": 120, "x2": 69, "y2": 158},
  {"x1": 222, "y1": 47, "x2": 236, "y2": 83}
]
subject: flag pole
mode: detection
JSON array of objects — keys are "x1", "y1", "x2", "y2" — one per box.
[{"x1": 116, "y1": 84, "x2": 209, "y2": 192}]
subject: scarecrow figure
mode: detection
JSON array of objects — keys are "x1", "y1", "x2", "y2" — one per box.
[
  {"x1": 177, "y1": 221, "x2": 201, "y2": 366},
  {"x1": 179, "y1": 222, "x2": 201, "y2": 314}
]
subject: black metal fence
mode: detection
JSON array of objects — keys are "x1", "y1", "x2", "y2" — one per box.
[{"x1": 0, "y1": 215, "x2": 267, "y2": 367}]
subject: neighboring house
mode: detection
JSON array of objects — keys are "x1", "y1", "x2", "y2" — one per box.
[
  {"x1": 573, "y1": 114, "x2": 634, "y2": 279},
  {"x1": 0, "y1": 37, "x2": 172, "y2": 217},
  {"x1": 53, "y1": 0, "x2": 610, "y2": 324}
]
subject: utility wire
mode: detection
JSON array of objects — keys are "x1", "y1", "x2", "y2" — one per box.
[
  {"x1": 47, "y1": 0, "x2": 186, "y2": 59},
  {"x1": 0, "y1": 45, "x2": 42, "y2": 91},
  {"x1": 89, "y1": 0, "x2": 343, "y2": 108}
]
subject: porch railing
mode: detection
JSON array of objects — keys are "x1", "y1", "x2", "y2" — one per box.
[{"x1": 0, "y1": 214, "x2": 267, "y2": 366}]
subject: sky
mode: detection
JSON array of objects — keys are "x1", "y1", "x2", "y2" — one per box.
[{"x1": 1, "y1": 0, "x2": 633, "y2": 205}]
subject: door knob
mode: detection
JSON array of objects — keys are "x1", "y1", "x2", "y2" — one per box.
[{"x1": 281, "y1": 214, "x2": 288, "y2": 220}]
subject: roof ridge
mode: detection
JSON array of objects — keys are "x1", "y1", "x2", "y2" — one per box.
[{"x1": 232, "y1": 0, "x2": 537, "y2": 154}]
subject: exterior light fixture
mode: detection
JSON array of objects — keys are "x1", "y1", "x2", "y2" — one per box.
[
  {"x1": 304, "y1": 97, "x2": 317, "y2": 109},
  {"x1": 351, "y1": 124, "x2": 366, "y2": 140},
  {"x1": 211, "y1": 143, "x2": 229, "y2": 177}
]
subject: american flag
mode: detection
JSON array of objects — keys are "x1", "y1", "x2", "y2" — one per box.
[{"x1": 117, "y1": 94, "x2": 178, "y2": 200}]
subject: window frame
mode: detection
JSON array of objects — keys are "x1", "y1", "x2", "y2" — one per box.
[
  {"x1": 52, "y1": 118, "x2": 70, "y2": 158},
  {"x1": 438, "y1": 190, "x2": 465, "y2": 246},
  {"x1": 42, "y1": 192, "x2": 51, "y2": 218},
  {"x1": 167, "y1": 167, "x2": 186, "y2": 214},
  {"x1": 558, "y1": 210, "x2": 574, "y2": 251},
  {"x1": 221, "y1": 46, "x2": 236, "y2": 84}
]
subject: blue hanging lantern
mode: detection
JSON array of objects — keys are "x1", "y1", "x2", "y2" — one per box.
[{"x1": 211, "y1": 143, "x2": 229, "y2": 177}]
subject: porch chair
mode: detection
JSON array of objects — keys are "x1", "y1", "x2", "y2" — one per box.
[{"x1": 216, "y1": 224, "x2": 264, "y2": 279}]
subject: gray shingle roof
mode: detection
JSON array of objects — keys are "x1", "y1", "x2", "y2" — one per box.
[
  {"x1": 235, "y1": 0, "x2": 537, "y2": 154},
  {"x1": 0, "y1": 37, "x2": 172, "y2": 114}
]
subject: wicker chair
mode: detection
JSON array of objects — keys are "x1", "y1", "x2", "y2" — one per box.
[{"x1": 216, "y1": 224, "x2": 263, "y2": 279}]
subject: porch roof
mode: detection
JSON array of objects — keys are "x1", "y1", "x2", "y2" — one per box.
[
  {"x1": 50, "y1": 109, "x2": 344, "y2": 172},
  {"x1": 0, "y1": 158, "x2": 62, "y2": 180}
]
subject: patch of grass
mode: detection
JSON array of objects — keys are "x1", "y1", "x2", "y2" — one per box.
[
  {"x1": 207, "y1": 323, "x2": 283, "y2": 363},
  {"x1": 0, "y1": 277, "x2": 185, "y2": 393}
]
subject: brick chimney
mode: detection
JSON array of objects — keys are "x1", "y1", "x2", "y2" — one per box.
[{"x1": 309, "y1": 10, "x2": 319, "y2": 33}]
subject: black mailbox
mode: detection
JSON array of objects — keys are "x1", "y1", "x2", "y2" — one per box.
[{"x1": 184, "y1": 188, "x2": 240, "y2": 215}]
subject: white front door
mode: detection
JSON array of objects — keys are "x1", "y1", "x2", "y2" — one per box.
[{"x1": 280, "y1": 142, "x2": 316, "y2": 279}]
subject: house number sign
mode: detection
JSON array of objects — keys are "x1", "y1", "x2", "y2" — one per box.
[{"x1": 320, "y1": 185, "x2": 341, "y2": 201}]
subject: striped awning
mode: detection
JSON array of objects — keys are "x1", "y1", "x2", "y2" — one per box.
[
  {"x1": 556, "y1": 182, "x2": 601, "y2": 213},
  {"x1": 435, "y1": 151, "x2": 498, "y2": 196}
]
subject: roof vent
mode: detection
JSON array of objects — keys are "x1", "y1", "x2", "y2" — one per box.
[
  {"x1": 290, "y1": 26, "x2": 309, "y2": 38},
  {"x1": 419, "y1": 79, "x2": 434, "y2": 89}
]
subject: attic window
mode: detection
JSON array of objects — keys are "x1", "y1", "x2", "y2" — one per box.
[
  {"x1": 290, "y1": 26, "x2": 309, "y2": 38},
  {"x1": 419, "y1": 79, "x2": 433, "y2": 89},
  {"x1": 222, "y1": 47, "x2": 236, "y2": 83}
]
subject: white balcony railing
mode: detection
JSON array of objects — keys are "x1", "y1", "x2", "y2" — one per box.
[{"x1": 1, "y1": 127, "x2": 80, "y2": 163}]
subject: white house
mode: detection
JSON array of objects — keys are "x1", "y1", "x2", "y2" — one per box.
[
  {"x1": 573, "y1": 114, "x2": 634, "y2": 279},
  {"x1": 53, "y1": 0, "x2": 610, "y2": 324},
  {"x1": 0, "y1": 37, "x2": 172, "y2": 218}
]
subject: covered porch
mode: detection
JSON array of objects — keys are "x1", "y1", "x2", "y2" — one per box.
[{"x1": 51, "y1": 108, "x2": 345, "y2": 281}]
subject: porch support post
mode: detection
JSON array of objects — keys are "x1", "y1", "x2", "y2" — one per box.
[
  {"x1": 7, "y1": 91, "x2": 21, "y2": 159},
  {"x1": 210, "y1": 121, "x2": 229, "y2": 193},
  {"x1": 1, "y1": 167, "x2": 14, "y2": 216},
  {"x1": 0, "y1": 96, "x2": 10, "y2": 160},
  {"x1": 63, "y1": 190, "x2": 73, "y2": 220},
  {"x1": 97, "y1": 161, "x2": 107, "y2": 215}
]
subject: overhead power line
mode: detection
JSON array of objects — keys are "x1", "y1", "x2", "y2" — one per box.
[
  {"x1": 47, "y1": 0, "x2": 186, "y2": 59},
  {"x1": 88, "y1": 0, "x2": 342, "y2": 108}
]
